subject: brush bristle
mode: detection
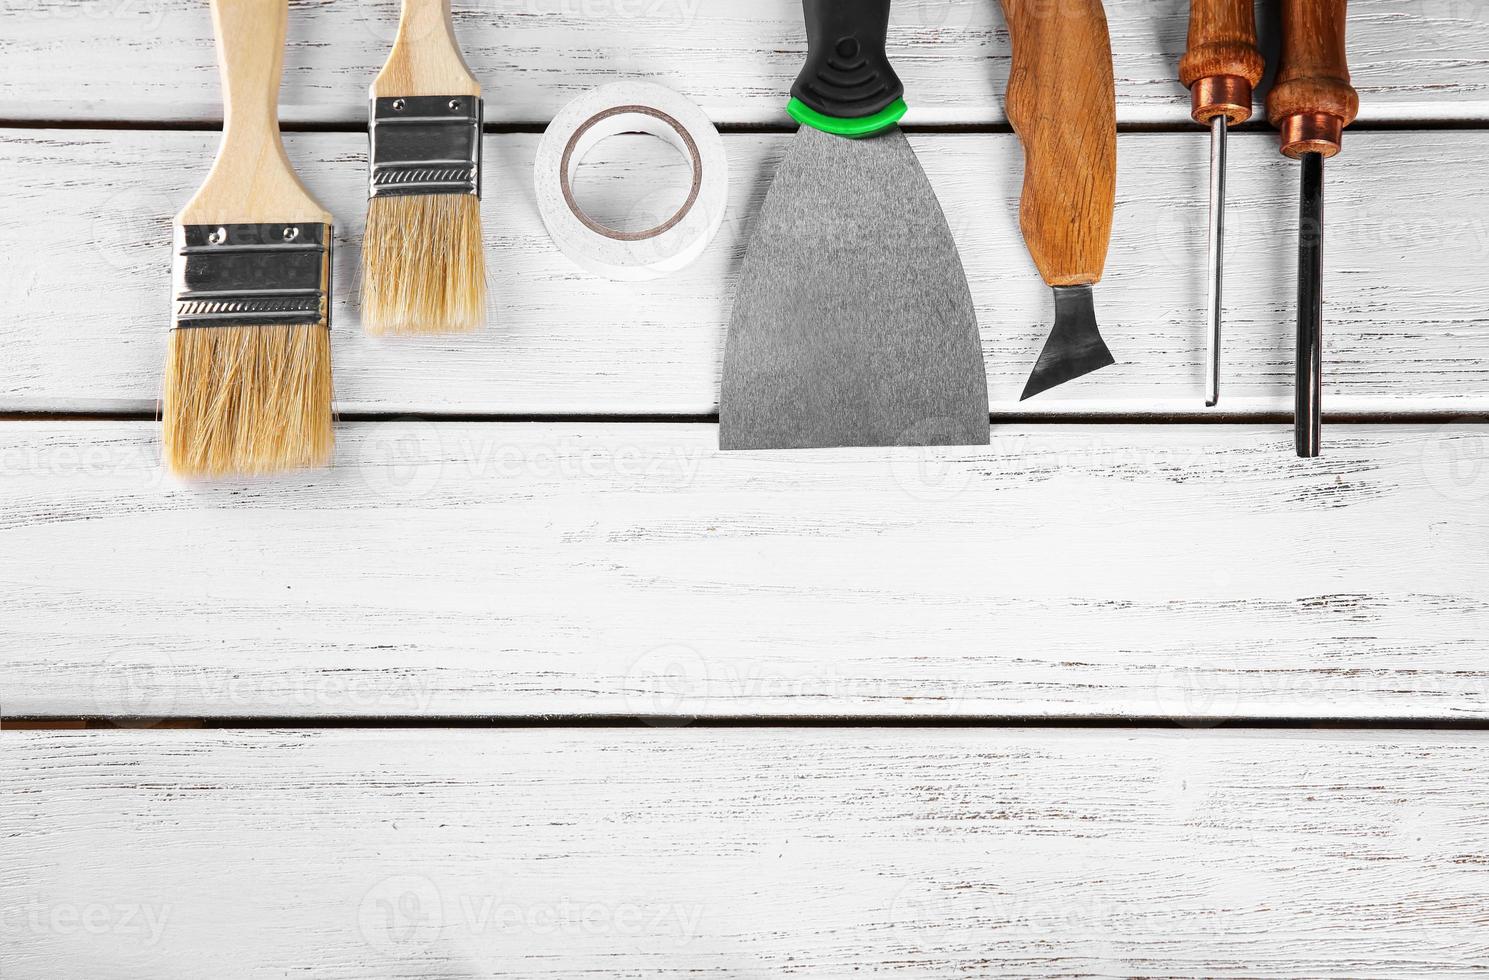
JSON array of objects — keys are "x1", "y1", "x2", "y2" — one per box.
[
  {"x1": 362, "y1": 194, "x2": 486, "y2": 336},
  {"x1": 162, "y1": 325, "x2": 333, "y2": 478}
]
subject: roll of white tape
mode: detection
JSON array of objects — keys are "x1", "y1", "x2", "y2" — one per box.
[{"x1": 535, "y1": 82, "x2": 728, "y2": 282}]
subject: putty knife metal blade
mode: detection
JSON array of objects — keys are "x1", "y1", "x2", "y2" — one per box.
[{"x1": 719, "y1": 0, "x2": 989, "y2": 451}]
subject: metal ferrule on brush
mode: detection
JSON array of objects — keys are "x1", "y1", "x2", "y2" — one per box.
[
  {"x1": 369, "y1": 95, "x2": 483, "y2": 199},
  {"x1": 173, "y1": 223, "x2": 332, "y2": 331}
]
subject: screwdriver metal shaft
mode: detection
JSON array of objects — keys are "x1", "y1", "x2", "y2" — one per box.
[
  {"x1": 1204, "y1": 113, "x2": 1228, "y2": 407},
  {"x1": 1296, "y1": 152, "x2": 1324, "y2": 457},
  {"x1": 1268, "y1": 0, "x2": 1357, "y2": 457}
]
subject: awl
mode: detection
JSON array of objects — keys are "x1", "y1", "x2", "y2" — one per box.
[
  {"x1": 1180, "y1": 0, "x2": 1264, "y2": 408},
  {"x1": 998, "y1": 0, "x2": 1118, "y2": 401},
  {"x1": 720, "y1": 0, "x2": 989, "y2": 450},
  {"x1": 1267, "y1": 0, "x2": 1358, "y2": 457}
]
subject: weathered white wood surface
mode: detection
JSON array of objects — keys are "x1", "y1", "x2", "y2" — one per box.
[
  {"x1": 2, "y1": 0, "x2": 1485, "y2": 125},
  {"x1": 3, "y1": 728, "x2": 1487, "y2": 978},
  {"x1": 3, "y1": 421, "x2": 1486, "y2": 719},
  {"x1": 3, "y1": 3, "x2": 1484, "y2": 975},
  {"x1": 5, "y1": 128, "x2": 1488, "y2": 416}
]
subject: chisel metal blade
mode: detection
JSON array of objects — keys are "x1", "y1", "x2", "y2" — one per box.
[
  {"x1": 1019, "y1": 285, "x2": 1115, "y2": 401},
  {"x1": 720, "y1": 125, "x2": 989, "y2": 450}
]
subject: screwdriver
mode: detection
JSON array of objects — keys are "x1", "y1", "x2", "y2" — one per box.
[
  {"x1": 1267, "y1": 0, "x2": 1358, "y2": 457},
  {"x1": 1180, "y1": 0, "x2": 1264, "y2": 409}
]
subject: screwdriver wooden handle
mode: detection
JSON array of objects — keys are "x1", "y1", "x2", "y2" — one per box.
[
  {"x1": 1266, "y1": 0, "x2": 1359, "y2": 158},
  {"x1": 998, "y1": 0, "x2": 1116, "y2": 287},
  {"x1": 1179, "y1": 0, "x2": 1264, "y2": 125}
]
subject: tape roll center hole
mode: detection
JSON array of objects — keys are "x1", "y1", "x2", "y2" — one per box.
[
  {"x1": 559, "y1": 105, "x2": 705, "y2": 241},
  {"x1": 568, "y1": 132, "x2": 694, "y2": 236}
]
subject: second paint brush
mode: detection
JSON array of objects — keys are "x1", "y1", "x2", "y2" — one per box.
[{"x1": 362, "y1": 0, "x2": 486, "y2": 335}]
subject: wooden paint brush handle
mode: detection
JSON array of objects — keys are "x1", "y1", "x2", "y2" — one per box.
[
  {"x1": 211, "y1": 0, "x2": 289, "y2": 168},
  {"x1": 1179, "y1": 0, "x2": 1264, "y2": 125},
  {"x1": 1266, "y1": 0, "x2": 1359, "y2": 158},
  {"x1": 180, "y1": 0, "x2": 327, "y2": 225},
  {"x1": 998, "y1": 0, "x2": 1117, "y2": 288},
  {"x1": 372, "y1": 0, "x2": 480, "y2": 98}
]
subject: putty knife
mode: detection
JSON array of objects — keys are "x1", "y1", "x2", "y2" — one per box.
[
  {"x1": 998, "y1": 0, "x2": 1118, "y2": 400},
  {"x1": 720, "y1": 0, "x2": 989, "y2": 451}
]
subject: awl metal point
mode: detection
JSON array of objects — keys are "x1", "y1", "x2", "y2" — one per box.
[{"x1": 1180, "y1": 0, "x2": 1265, "y2": 409}]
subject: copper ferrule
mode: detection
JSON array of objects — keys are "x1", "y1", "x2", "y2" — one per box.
[
  {"x1": 1279, "y1": 113, "x2": 1344, "y2": 159},
  {"x1": 1190, "y1": 75, "x2": 1253, "y2": 126}
]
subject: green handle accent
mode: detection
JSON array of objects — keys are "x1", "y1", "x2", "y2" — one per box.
[{"x1": 788, "y1": 97, "x2": 907, "y2": 138}]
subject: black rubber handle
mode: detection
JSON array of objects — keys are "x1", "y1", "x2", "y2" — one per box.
[{"x1": 791, "y1": 0, "x2": 904, "y2": 120}]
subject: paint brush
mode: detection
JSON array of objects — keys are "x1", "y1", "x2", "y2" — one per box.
[
  {"x1": 362, "y1": 0, "x2": 486, "y2": 335},
  {"x1": 163, "y1": 0, "x2": 334, "y2": 477}
]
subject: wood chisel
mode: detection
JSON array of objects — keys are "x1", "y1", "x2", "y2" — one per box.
[
  {"x1": 1266, "y1": 0, "x2": 1358, "y2": 457},
  {"x1": 720, "y1": 0, "x2": 989, "y2": 451},
  {"x1": 1180, "y1": 0, "x2": 1264, "y2": 408},
  {"x1": 998, "y1": 0, "x2": 1118, "y2": 401}
]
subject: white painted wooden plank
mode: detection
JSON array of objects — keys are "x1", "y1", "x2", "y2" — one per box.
[
  {"x1": 2, "y1": 1, "x2": 1486, "y2": 125},
  {"x1": 2, "y1": 728, "x2": 1487, "y2": 977},
  {"x1": 2, "y1": 421, "x2": 1487, "y2": 720},
  {"x1": 4, "y1": 129, "x2": 1488, "y2": 416}
]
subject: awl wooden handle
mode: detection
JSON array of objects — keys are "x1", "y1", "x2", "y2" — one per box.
[
  {"x1": 1179, "y1": 0, "x2": 1264, "y2": 125},
  {"x1": 998, "y1": 0, "x2": 1116, "y2": 288},
  {"x1": 1267, "y1": 0, "x2": 1359, "y2": 158}
]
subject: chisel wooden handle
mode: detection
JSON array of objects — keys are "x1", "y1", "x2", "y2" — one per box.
[
  {"x1": 1179, "y1": 0, "x2": 1264, "y2": 125},
  {"x1": 998, "y1": 0, "x2": 1116, "y2": 287},
  {"x1": 1266, "y1": 0, "x2": 1359, "y2": 158}
]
